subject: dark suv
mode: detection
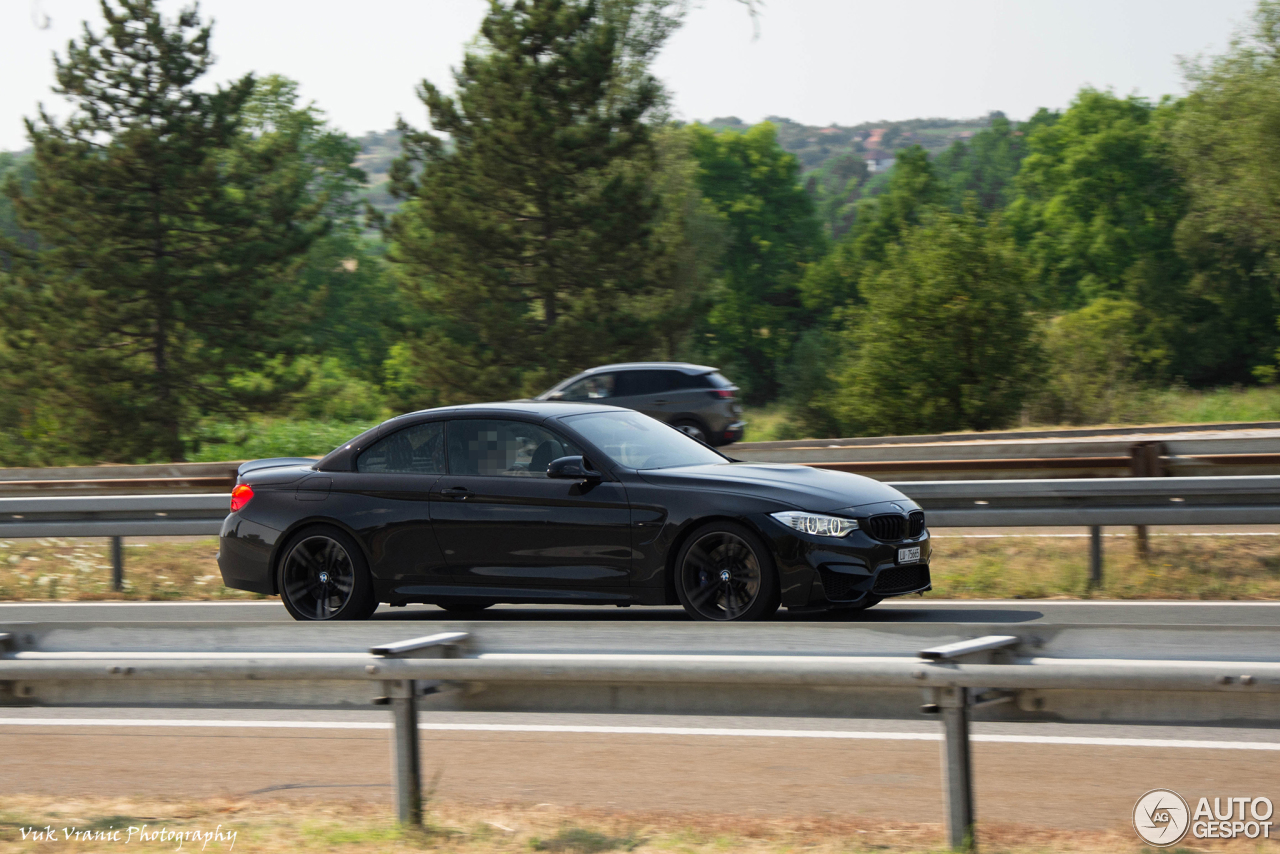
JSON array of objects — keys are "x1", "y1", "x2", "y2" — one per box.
[{"x1": 536, "y1": 362, "x2": 746, "y2": 446}]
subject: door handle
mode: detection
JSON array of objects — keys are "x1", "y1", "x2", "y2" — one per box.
[
  {"x1": 654, "y1": 399, "x2": 668, "y2": 404},
  {"x1": 440, "y1": 486, "x2": 471, "y2": 500}
]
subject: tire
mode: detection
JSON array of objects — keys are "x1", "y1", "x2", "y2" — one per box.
[
  {"x1": 436, "y1": 601, "x2": 494, "y2": 614},
  {"x1": 672, "y1": 419, "x2": 709, "y2": 445},
  {"x1": 277, "y1": 525, "x2": 378, "y2": 621},
  {"x1": 674, "y1": 521, "x2": 780, "y2": 621}
]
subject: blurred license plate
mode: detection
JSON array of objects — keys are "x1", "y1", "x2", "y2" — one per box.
[{"x1": 897, "y1": 546, "x2": 921, "y2": 564}]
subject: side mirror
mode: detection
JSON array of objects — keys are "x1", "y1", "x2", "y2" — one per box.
[
  {"x1": 545, "y1": 391, "x2": 565, "y2": 400},
  {"x1": 547, "y1": 455, "x2": 601, "y2": 481}
]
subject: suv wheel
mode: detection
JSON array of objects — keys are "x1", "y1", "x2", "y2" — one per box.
[{"x1": 673, "y1": 419, "x2": 709, "y2": 444}]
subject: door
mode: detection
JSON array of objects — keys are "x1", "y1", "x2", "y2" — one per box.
[
  {"x1": 650, "y1": 369, "x2": 709, "y2": 422},
  {"x1": 613, "y1": 370, "x2": 670, "y2": 419},
  {"x1": 430, "y1": 419, "x2": 633, "y2": 587},
  {"x1": 338, "y1": 421, "x2": 450, "y2": 585}
]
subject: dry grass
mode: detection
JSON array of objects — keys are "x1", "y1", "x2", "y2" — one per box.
[
  {"x1": 0, "y1": 795, "x2": 1271, "y2": 853},
  {"x1": 2, "y1": 532, "x2": 1280, "y2": 603},
  {"x1": 0, "y1": 538, "x2": 263, "y2": 601},
  {"x1": 927, "y1": 532, "x2": 1280, "y2": 600}
]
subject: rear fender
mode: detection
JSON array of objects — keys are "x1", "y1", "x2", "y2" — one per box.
[{"x1": 268, "y1": 515, "x2": 374, "y2": 595}]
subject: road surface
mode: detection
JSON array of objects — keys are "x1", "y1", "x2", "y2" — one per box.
[{"x1": 1, "y1": 708, "x2": 1277, "y2": 830}]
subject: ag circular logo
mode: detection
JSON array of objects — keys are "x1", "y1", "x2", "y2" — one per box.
[{"x1": 1134, "y1": 788, "x2": 1191, "y2": 846}]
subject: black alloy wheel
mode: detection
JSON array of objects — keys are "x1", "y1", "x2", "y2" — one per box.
[
  {"x1": 278, "y1": 527, "x2": 377, "y2": 621},
  {"x1": 672, "y1": 419, "x2": 709, "y2": 444},
  {"x1": 675, "y1": 522, "x2": 779, "y2": 621}
]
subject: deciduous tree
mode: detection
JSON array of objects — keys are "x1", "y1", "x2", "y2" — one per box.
[
  {"x1": 688, "y1": 121, "x2": 825, "y2": 402},
  {"x1": 834, "y1": 211, "x2": 1039, "y2": 435}
]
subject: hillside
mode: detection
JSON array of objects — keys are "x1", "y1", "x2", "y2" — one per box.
[
  {"x1": 4, "y1": 115, "x2": 998, "y2": 227},
  {"x1": 351, "y1": 114, "x2": 999, "y2": 220},
  {"x1": 700, "y1": 113, "x2": 995, "y2": 171}
]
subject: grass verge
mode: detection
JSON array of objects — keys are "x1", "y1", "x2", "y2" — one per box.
[
  {"x1": 0, "y1": 796, "x2": 1263, "y2": 853},
  {"x1": 927, "y1": 531, "x2": 1280, "y2": 600},
  {"x1": 1, "y1": 532, "x2": 1278, "y2": 602},
  {"x1": 0, "y1": 538, "x2": 262, "y2": 601}
]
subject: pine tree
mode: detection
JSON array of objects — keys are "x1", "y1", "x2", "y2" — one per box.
[
  {"x1": 0, "y1": 1, "x2": 324, "y2": 461},
  {"x1": 385, "y1": 0, "x2": 677, "y2": 402}
]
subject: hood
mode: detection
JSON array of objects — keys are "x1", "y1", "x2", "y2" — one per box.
[{"x1": 638, "y1": 462, "x2": 908, "y2": 513}]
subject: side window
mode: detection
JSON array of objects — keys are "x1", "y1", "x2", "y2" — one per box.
[
  {"x1": 446, "y1": 420, "x2": 583, "y2": 477},
  {"x1": 666, "y1": 371, "x2": 704, "y2": 391},
  {"x1": 616, "y1": 370, "x2": 667, "y2": 397},
  {"x1": 560, "y1": 373, "x2": 615, "y2": 401},
  {"x1": 357, "y1": 422, "x2": 445, "y2": 474}
]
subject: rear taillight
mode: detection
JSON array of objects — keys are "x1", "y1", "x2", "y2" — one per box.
[
  {"x1": 712, "y1": 389, "x2": 735, "y2": 399},
  {"x1": 230, "y1": 484, "x2": 254, "y2": 513}
]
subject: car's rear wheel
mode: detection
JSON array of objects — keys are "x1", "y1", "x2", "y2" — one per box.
[
  {"x1": 675, "y1": 522, "x2": 780, "y2": 621},
  {"x1": 436, "y1": 601, "x2": 494, "y2": 613},
  {"x1": 672, "y1": 419, "x2": 709, "y2": 445},
  {"x1": 278, "y1": 526, "x2": 377, "y2": 621}
]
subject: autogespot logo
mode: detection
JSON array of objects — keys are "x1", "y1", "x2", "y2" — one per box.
[
  {"x1": 1133, "y1": 789, "x2": 1276, "y2": 845},
  {"x1": 1133, "y1": 789, "x2": 1191, "y2": 847}
]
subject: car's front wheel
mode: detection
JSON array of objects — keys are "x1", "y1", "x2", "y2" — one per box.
[
  {"x1": 278, "y1": 526, "x2": 377, "y2": 621},
  {"x1": 674, "y1": 521, "x2": 780, "y2": 621}
]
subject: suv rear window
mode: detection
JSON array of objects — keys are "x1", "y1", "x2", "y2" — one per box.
[
  {"x1": 668, "y1": 371, "x2": 711, "y2": 390},
  {"x1": 706, "y1": 372, "x2": 734, "y2": 388}
]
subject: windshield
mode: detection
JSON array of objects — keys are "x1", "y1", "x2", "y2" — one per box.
[{"x1": 563, "y1": 410, "x2": 728, "y2": 470}]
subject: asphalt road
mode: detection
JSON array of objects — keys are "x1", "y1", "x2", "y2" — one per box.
[
  {"x1": 2, "y1": 598, "x2": 1279, "y2": 625},
  {"x1": 2, "y1": 709, "x2": 1278, "y2": 830},
  {"x1": 3, "y1": 599, "x2": 1278, "y2": 833}
]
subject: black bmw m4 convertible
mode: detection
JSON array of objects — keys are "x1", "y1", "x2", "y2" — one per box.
[{"x1": 217, "y1": 402, "x2": 932, "y2": 621}]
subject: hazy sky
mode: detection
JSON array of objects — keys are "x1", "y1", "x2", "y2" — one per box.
[{"x1": 0, "y1": 0, "x2": 1259, "y2": 151}]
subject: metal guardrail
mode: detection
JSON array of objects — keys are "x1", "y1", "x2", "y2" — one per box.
[
  {"x1": 0, "y1": 462, "x2": 242, "y2": 496},
  {"x1": 737, "y1": 420, "x2": 1280, "y2": 449},
  {"x1": 3, "y1": 423, "x2": 1280, "y2": 497},
  {"x1": 3, "y1": 476, "x2": 1280, "y2": 588},
  {"x1": 6, "y1": 476, "x2": 1280, "y2": 537},
  {"x1": 733, "y1": 428, "x2": 1280, "y2": 480},
  {"x1": 1, "y1": 623, "x2": 1277, "y2": 851}
]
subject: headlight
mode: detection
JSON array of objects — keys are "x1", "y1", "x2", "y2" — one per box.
[{"x1": 770, "y1": 511, "x2": 858, "y2": 537}]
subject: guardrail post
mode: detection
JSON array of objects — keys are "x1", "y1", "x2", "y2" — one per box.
[
  {"x1": 110, "y1": 536, "x2": 124, "y2": 592},
  {"x1": 1088, "y1": 526, "x2": 1103, "y2": 589},
  {"x1": 1129, "y1": 442, "x2": 1164, "y2": 560},
  {"x1": 370, "y1": 632, "x2": 468, "y2": 826},
  {"x1": 919, "y1": 636, "x2": 1020, "y2": 852},
  {"x1": 939, "y1": 686, "x2": 974, "y2": 851},
  {"x1": 391, "y1": 680, "x2": 422, "y2": 825}
]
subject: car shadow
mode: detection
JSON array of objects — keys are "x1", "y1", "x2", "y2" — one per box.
[
  {"x1": 370, "y1": 605, "x2": 1045, "y2": 623},
  {"x1": 800, "y1": 607, "x2": 1044, "y2": 624}
]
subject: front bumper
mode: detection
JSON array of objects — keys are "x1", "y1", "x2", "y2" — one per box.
[{"x1": 757, "y1": 513, "x2": 933, "y2": 608}]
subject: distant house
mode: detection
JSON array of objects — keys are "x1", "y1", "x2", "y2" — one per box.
[{"x1": 865, "y1": 150, "x2": 896, "y2": 173}]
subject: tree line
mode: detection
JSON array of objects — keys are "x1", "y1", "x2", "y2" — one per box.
[{"x1": 3, "y1": 0, "x2": 1280, "y2": 464}]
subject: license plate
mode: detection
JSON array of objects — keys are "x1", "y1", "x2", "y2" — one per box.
[{"x1": 897, "y1": 546, "x2": 921, "y2": 564}]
